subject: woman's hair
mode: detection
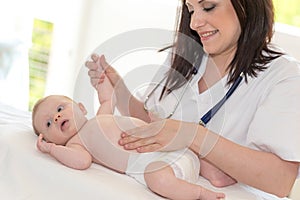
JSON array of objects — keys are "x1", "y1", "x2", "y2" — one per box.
[{"x1": 161, "y1": 0, "x2": 282, "y2": 98}]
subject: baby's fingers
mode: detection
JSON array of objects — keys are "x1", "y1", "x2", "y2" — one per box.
[{"x1": 36, "y1": 134, "x2": 44, "y2": 152}]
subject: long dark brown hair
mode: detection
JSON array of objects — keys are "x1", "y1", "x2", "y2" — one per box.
[{"x1": 160, "y1": 0, "x2": 282, "y2": 99}]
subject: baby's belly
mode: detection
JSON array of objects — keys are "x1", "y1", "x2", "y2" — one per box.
[{"x1": 79, "y1": 115, "x2": 146, "y2": 173}]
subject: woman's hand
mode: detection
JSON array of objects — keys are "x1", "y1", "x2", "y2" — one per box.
[
  {"x1": 85, "y1": 54, "x2": 122, "y2": 88},
  {"x1": 119, "y1": 118, "x2": 200, "y2": 152}
]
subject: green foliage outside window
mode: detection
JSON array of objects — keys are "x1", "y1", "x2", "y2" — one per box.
[
  {"x1": 28, "y1": 19, "x2": 53, "y2": 111},
  {"x1": 273, "y1": 0, "x2": 300, "y2": 28}
]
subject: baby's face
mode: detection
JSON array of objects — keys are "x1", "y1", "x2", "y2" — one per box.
[{"x1": 33, "y1": 95, "x2": 87, "y2": 145}]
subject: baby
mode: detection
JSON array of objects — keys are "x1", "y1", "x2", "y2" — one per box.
[{"x1": 32, "y1": 73, "x2": 227, "y2": 200}]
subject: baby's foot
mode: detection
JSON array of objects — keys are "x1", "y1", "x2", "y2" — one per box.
[
  {"x1": 199, "y1": 187, "x2": 225, "y2": 200},
  {"x1": 200, "y1": 159, "x2": 236, "y2": 187},
  {"x1": 209, "y1": 173, "x2": 237, "y2": 188}
]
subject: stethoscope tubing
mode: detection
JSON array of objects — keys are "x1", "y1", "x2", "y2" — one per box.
[{"x1": 144, "y1": 69, "x2": 243, "y2": 127}]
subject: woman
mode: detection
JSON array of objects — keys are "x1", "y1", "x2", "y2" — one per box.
[{"x1": 86, "y1": 0, "x2": 300, "y2": 198}]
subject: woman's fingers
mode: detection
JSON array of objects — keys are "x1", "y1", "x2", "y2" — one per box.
[
  {"x1": 91, "y1": 53, "x2": 99, "y2": 62},
  {"x1": 136, "y1": 143, "x2": 162, "y2": 153},
  {"x1": 88, "y1": 71, "x2": 105, "y2": 86},
  {"x1": 120, "y1": 135, "x2": 162, "y2": 151},
  {"x1": 99, "y1": 55, "x2": 110, "y2": 71},
  {"x1": 85, "y1": 60, "x2": 99, "y2": 71},
  {"x1": 119, "y1": 134, "x2": 154, "y2": 147},
  {"x1": 86, "y1": 54, "x2": 121, "y2": 86},
  {"x1": 119, "y1": 119, "x2": 199, "y2": 152},
  {"x1": 85, "y1": 54, "x2": 103, "y2": 73},
  {"x1": 88, "y1": 70, "x2": 102, "y2": 79},
  {"x1": 118, "y1": 120, "x2": 167, "y2": 151}
]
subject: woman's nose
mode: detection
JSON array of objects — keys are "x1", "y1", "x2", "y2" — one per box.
[
  {"x1": 54, "y1": 114, "x2": 61, "y2": 123},
  {"x1": 190, "y1": 11, "x2": 206, "y2": 31}
]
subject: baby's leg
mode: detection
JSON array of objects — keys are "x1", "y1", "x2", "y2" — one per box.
[
  {"x1": 144, "y1": 161, "x2": 225, "y2": 200},
  {"x1": 200, "y1": 159, "x2": 237, "y2": 187}
]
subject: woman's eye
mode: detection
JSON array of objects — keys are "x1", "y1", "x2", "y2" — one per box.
[
  {"x1": 57, "y1": 106, "x2": 64, "y2": 112},
  {"x1": 47, "y1": 120, "x2": 52, "y2": 127},
  {"x1": 203, "y1": 4, "x2": 215, "y2": 12}
]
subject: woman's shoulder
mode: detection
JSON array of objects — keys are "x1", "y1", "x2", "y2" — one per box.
[
  {"x1": 264, "y1": 54, "x2": 300, "y2": 80},
  {"x1": 246, "y1": 54, "x2": 300, "y2": 91}
]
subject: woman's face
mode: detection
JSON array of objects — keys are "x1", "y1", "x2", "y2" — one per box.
[{"x1": 186, "y1": 0, "x2": 241, "y2": 57}]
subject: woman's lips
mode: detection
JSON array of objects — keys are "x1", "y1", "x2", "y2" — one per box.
[{"x1": 199, "y1": 30, "x2": 219, "y2": 40}]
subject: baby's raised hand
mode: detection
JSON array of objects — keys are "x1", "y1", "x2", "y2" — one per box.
[
  {"x1": 36, "y1": 134, "x2": 54, "y2": 154},
  {"x1": 97, "y1": 72, "x2": 115, "y2": 105}
]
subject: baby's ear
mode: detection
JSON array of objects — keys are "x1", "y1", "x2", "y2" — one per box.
[
  {"x1": 78, "y1": 102, "x2": 87, "y2": 115},
  {"x1": 39, "y1": 133, "x2": 48, "y2": 142}
]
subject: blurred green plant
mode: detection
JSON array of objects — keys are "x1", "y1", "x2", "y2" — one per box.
[
  {"x1": 273, "y1": 0, "x2": 300, "y2": 27},
  {"x1": 28, "y1": 19, "x2": 53, "y2": 111}
]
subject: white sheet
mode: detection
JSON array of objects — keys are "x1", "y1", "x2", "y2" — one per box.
[{"x1": 0, "y1": 102, "x2": 287, "y2": 200}]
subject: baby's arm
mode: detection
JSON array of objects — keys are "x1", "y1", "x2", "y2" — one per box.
[
  {"x1": 96, "y1": 72, "x2": 116, "y2": 115},
  {"x1": 37, "y1": 134, "x2": 92, "y2": 170}
]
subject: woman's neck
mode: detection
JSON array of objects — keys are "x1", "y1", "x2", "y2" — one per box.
[
  {"x1": 210, "y1": 50, "x2": 236, "y2": 76},
  {"x1": 198, "y1": 51, "x2": 235, "y2": 94}
]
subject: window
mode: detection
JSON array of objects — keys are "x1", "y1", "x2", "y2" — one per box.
[
  {"x1": 28, "y1": 19, "x2": 53, "y2": 110},
  {"x1": 273, "y1": 0, "x2": 300, "y2": 28}
]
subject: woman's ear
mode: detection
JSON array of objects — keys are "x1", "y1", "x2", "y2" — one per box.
[{"x1": 78, "y1": 102, "x2": 88, "y2": 115}]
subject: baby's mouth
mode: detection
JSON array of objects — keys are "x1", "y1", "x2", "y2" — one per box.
[{"x1": 61, "y1": 120, "x2": 69, "y2": 132}]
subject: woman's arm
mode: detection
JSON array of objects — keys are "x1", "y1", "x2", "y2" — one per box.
[
  {"x1": 119, "y1": 119, "x2": 299, "y2": 197},
  {"x1": 191, "y1": 126, "x2": 299, "y2": 198}
]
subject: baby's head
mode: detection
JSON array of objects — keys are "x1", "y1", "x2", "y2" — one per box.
[{"x1": 32, "y1": 95, "x2": 88, "y2": 145}]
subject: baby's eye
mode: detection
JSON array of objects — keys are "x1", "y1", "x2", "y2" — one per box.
[
  {"x1": 57, "y1": 105, "x2": 64, "y2": 112},
  {"x1": 47, "y1": 120, "x2": 52, "y2": 127}
]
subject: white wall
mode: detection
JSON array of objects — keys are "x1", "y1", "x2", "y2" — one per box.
[
  {"x1": 273, "y1": 23, "x2": 300, "y2": 61},
  {"x1": 69, "y1": 0, "x2": 179, "y2": 116},
  {"x1": 39, "y1": 0, "x2": 86, "y2": 97},
  {"x1": 0, "y1": 0, "x2": 32, "y2": 110}
]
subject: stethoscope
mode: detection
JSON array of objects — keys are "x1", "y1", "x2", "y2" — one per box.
[{"x1": 144, "y1": 67, "x2": 243, "y2": 127}]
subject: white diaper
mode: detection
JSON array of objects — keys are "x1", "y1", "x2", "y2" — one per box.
[{"x1": 125, "y1": 149, "x2": 200, "y2": 186}]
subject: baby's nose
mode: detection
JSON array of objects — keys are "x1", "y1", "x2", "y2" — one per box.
[{"x1": 54, "y1": 114, "x2": 61, "y2": 123}]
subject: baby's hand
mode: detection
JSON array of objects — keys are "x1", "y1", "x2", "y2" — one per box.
[
  {"x1": 36, "y1": 134, "x2": 54, "y2": 154},
  {"x1": 97, "y1": 72, "x2": 115, "y2": 105}
]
